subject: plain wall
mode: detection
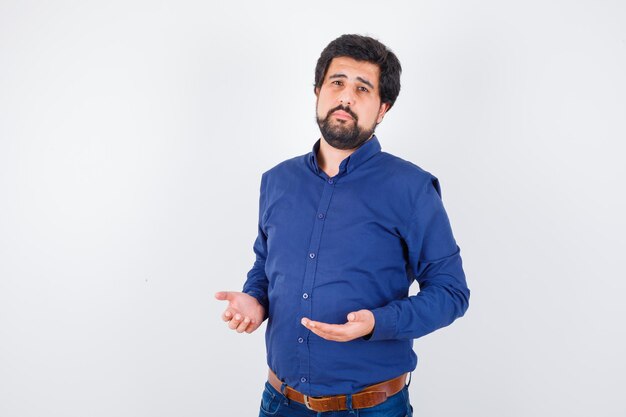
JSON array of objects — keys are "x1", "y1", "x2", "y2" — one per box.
[{"x1": 1, "y1": 1, "x2": 625, "y2": 416}]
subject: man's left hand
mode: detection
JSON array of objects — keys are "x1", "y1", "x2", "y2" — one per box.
[{"x1": 300, "y1": 310, "x2": 375, "y2": 342}]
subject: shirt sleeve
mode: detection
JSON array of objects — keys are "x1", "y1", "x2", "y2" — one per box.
[
  {"x1": 365, "y1": 174, "x2": 470, "y2": 341},
  {"x1": 241, "y1": 172, "x2": 270, "y2": 322}
]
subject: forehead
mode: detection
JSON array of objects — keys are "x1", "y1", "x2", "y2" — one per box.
[{"x1": 324, "y1": 56, "x2": 380, "y2": 86}]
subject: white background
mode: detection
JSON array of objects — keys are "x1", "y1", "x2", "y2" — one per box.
[{"x1": 1, "y1": 1, "x2": 625, "y2": 416}]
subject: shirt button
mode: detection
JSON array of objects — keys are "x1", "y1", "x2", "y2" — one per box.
[
  {"x1": 309, "y1": 252, "x2": 316, "y2": 259},
  {"x1": 317, "y1": 213, "x2": 325, "y2": 219},
  {"x1": 301, "y1": 377, "x2": 307, "y2": 383},
  {"x1": 302, "y1": 293, "x2": 309, "y2": 299},
  {"x1": 298, "y1": 337, "x2": 304, "y2": 343},
  {"x1": 328, "y1": 178, "x2": 334, "y2": 184}
]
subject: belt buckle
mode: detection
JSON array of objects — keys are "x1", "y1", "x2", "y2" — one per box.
[{"x1": 303, "y1": 395, "x2": 314, "y2": 410}]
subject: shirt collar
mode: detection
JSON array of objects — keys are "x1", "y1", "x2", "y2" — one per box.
[{"x1": 308, "y1": 134, "x2": 382, "y2": 176}]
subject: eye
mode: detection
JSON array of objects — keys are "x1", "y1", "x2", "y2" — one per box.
[
  {"x1": 331, "y1": 80, "x2": 343, "y2": 86},
  {"x1": 358, "y1": 86, "x2": 369, "y2": 93}
]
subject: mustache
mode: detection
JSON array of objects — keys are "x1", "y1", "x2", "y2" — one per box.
[{"x1": 327, "y1": 105, "x2": 358, "y2": 121}]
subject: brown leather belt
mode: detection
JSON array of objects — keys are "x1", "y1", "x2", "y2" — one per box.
[{"x1": 268, "y1": 368, "x2": 408, "y2": 412}]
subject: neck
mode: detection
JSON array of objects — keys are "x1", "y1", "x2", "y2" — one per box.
[{"x1": 316, "y1": 135, "x2": 372, "y2": 177}]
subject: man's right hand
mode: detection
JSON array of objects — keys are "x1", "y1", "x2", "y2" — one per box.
[{"x1": 214, "y1": 291, "x2": 265, "y2": 334}]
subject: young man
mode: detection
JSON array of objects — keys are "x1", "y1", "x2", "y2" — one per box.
[{"x1": 215, "y1": 34, "x2": 470, "y2": 416}]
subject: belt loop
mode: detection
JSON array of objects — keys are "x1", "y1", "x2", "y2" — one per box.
[
  {"x1": 346, "y1": 393, "x2": 353, "y2": 412},
  {"x1": 280, "y1": 381, "x2": 290, "y2": 405}
]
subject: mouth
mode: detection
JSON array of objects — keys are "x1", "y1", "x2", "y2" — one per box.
[{"x1": 332, "y1": 110, "x2": 354, "y2": 121}]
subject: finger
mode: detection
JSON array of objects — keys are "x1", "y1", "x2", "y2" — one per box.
[
  {"x1": 302, "y1": 318, "x2": 346, "y2": 340},
  {"x1": 236, "y1": 316, "x2": 251, "y2": 333},
  {"x1": 245, "y1": 322, "x2": 258, "y2": 333},
  {"x1": 301, "y1": 317, "x2": 326, "y2": 330},
  {"x1": 349, "y1": 310, "x2": 369, "y2": 321},
  {"x1": 304, "y1": 319, "x2": 342, "y2": 336},
  {"x1": 348, "y1": 310, "x2": 373, "y2": 324},
  {"x1": 222, "y1": 309, "x2": 236, "y2": 322},
  {"x1": 228, "y1": 313, "x2": 243, "y2": 330},
  {"x1": 215, "y1": 291, "x2": 232, "y2": 301},
  {"x1": 308, "y1": 325, "x2": 344, "y2": 342}
]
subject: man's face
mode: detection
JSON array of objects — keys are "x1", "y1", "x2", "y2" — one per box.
[{"x1": 315, "y1": 56, "x2": 390, "y2": 150}]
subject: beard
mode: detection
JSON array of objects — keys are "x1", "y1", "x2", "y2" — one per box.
[{"x1": 316, "y1": 105, "x2": 377, "y2": 150}]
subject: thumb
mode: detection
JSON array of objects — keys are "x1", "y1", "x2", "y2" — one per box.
[
  {"x1": 347, "y1": 311, "x2": 361, "y2": 322},
  {"x1": 214, "y1": 291, "x2": 232, "y2": 301}
]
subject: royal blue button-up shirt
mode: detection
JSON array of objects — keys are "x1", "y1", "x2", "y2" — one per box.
[{"x1": 242, "y1": 135, "x2": 470, "y2": 396}]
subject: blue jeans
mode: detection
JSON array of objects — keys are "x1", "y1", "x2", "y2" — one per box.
[{"x1": 258, "y1": 380, "x2": 414, "y2": 417}]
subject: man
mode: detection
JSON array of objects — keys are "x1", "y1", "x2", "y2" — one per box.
[{"x1": 215, "y1": 34, "x2": 470, "y2": 416}]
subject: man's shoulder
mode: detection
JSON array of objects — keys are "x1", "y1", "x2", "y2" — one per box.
[
  {"x1": 379, "y1": 151, "x2": 437, "y2": 184},
  {"x1": 376, "y1": 151, "x2": 444, "y2": 199},
  {"x1": 260, "y1": 153, "x2": 308, "y2": 180}
]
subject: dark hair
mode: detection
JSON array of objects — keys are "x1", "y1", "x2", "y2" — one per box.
[{"x1": 314, "y1": 34, "x2": 402, "y2": 110}]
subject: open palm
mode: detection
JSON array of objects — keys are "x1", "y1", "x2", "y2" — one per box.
[{"x1": 215, "y1": 291, "x2": 265, "y2": 333}]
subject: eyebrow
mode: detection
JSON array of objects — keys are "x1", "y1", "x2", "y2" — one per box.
[{"x1": 328, "y1": 73, "x2": 375, "y2": 90}]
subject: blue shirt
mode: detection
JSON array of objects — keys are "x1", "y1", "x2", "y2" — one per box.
[{"x1": 242, "y1": 135, "x2": 470, "y2": 396}]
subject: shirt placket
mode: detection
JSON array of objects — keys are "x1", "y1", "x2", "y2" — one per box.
[{"x1": 297, "y1": 174, "x2": 337, "y2": 391}]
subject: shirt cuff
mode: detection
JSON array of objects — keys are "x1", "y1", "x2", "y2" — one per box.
[{"x1": 364, "y1": 306, "x2": 397, "y2": 341}]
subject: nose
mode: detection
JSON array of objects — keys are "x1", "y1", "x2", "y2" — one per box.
[{"x1": 339, "y1": 89, "x2": 356, "y2": 106}]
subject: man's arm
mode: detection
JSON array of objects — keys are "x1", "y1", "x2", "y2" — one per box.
[
  {"x1": 366, "y1": 174, "x2": 470, "y2": 341},
  {"x1": 215, "y1": 173, "x2": 269, "y2": 334},
  {"x1": 300, "y1": 174, "x2": 469, "y2": 343},
  {"x1": 241, "y1": 172, "x2": 270, "y2": 321}
]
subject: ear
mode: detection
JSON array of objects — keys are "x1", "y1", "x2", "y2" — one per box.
[
  {"x1": 376, "y1": 102, "x2": 390, "y2": 124},
  {"x1": 314, "y1": 86, "x2": 320, "y2": 97}
]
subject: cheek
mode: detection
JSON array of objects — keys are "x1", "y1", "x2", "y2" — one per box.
[
  {"x1": 317, "y1": 100, "x2": 333, "y2": 117},
  {"x1": 316, "y1": 105, "x2": 325, "y2": 119},
  {"x1": 359, "y1": 107, "x2": 378, "y2": 125}
]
